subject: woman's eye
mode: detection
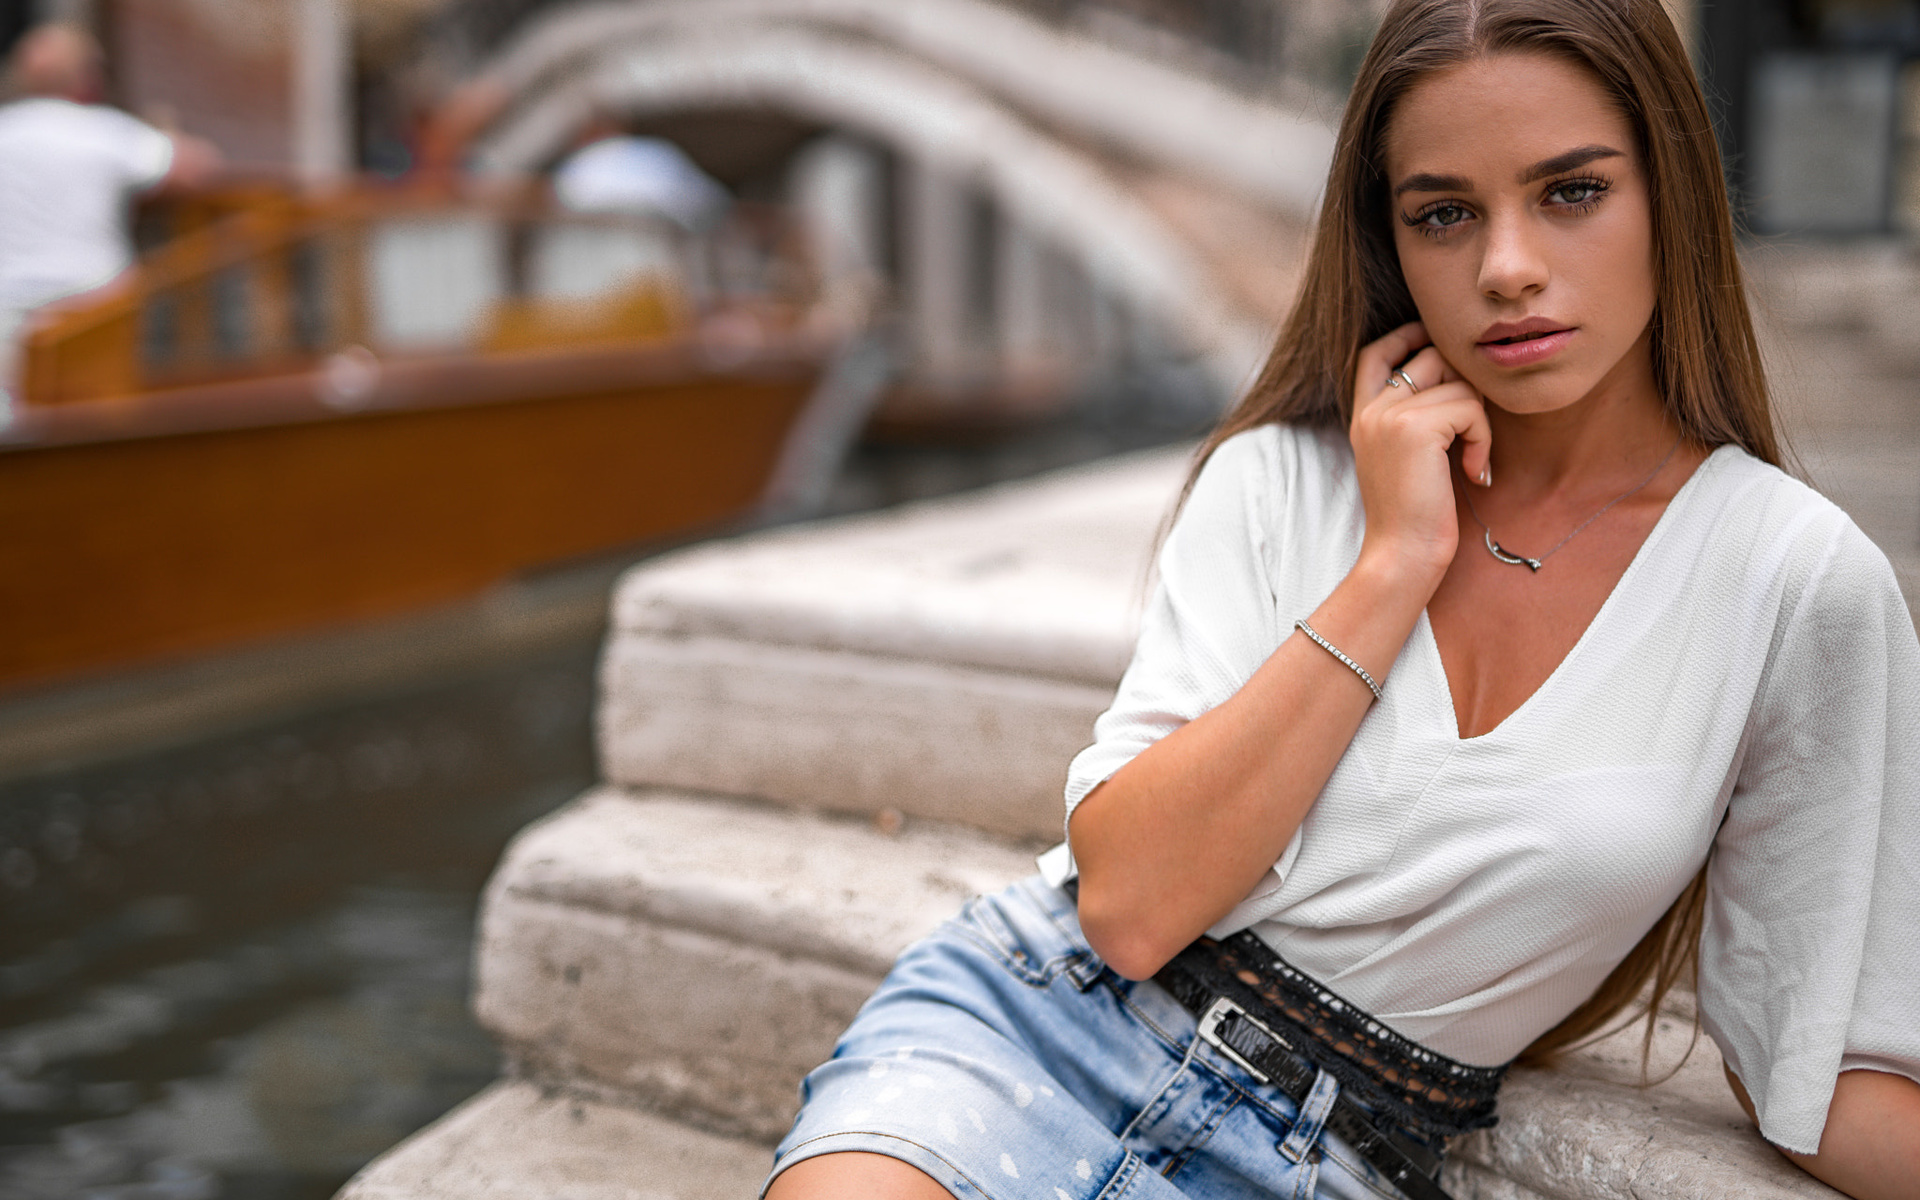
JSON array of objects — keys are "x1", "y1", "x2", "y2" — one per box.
[
  {"x1": 1547, "y1": 179, "x2": 1608, "y2": 207},
  {"x1": 1414, "y1": 204, "x2": 1469, "y2": 231}
]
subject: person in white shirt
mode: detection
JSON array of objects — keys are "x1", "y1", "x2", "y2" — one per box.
[
  {"x1": 550, "y1": 121, "x2": 729, "y2": 231},
  {"x1": 0, "y1": 23, "x2": 218, "y2": 396},
  {"x1": 764, "y1": 3, "x2": 1918, "y2": 1199}
]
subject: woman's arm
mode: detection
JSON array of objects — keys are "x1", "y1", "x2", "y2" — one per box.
[
  {"x1": 1071, "y1": 322, "x2": 1491, "y2": 980},
  {"x1": 1726, "y1": 1067, "x2": 1920, "y2": 1200}
]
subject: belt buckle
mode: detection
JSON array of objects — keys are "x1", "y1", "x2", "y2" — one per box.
[{"x1": 1196, "y1": 995, "x2": 1291, "y2": 1085}]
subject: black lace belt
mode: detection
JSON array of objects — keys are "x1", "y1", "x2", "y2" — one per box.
[{"x1": 1154, "y1": 932, "x2": 1508, "y2": 1200}]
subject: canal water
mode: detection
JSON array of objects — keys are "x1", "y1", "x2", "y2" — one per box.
[
  {"x1": 0, "y1": 386, "x2": 1213, "y2": 1200},
  {"x1": 0, "y1": 643, "x2": 598, "y2": 1200}
]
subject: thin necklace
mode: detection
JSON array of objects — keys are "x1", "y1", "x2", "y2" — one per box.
[{"x1": 1461, "y1": 435, "x2": 1683, "y2": 572}]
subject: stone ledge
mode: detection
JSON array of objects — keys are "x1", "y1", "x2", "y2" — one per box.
[
  {"x1": 471, "y1": 786, "x2": 1034, "y2": 1140},
  {"x1": 599, "y1": 634, "x2": 1111, "y2": 839},
  {"x1": 606, "y1": 446, "x2": 1187, "y2": 684},
  {"x1": 484, "y1": 786, "x2": 1037, "y2": 974},
  {"x1": 435, "y1": 443, "x2": 1848, "y2": 1199},
  {"x1": 1447, "y1": 1015, "x2": 1839, "y2": 1200},
  {"x1": 335, "y1": 1080, "x2": 772, "y2": 1200},
  {"x1": 597, "y1": 447, "x2": 1186, "y2": 836},
  {"x1": 465, "y1": 787, "x2": 1839, "y2": 1198}
]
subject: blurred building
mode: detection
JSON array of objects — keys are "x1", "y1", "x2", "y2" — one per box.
[
  {"x1": 0, "y1": 0, "x2": 358, "y2": 176},
  {"x1": 13, "y1": 0, "x2": 1919, "y2": 387},
  {"x1": 0, "y1": 0, "x2": 1389, "y2": 430},
  {"x1": 1697, "y1": 0, "x2": 1920, "y2": 236},
  {"x1": 390, "y1": 0, "x2": 1371, "y2": 428}
]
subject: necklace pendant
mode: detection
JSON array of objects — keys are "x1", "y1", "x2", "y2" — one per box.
[{"x1": 1484, "y1": 530, "x2": 1542, "y2": 572}]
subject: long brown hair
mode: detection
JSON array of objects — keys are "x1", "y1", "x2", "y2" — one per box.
[{"x1": 1193, "y1": 0, "x2": 1779, "y2": 1067}]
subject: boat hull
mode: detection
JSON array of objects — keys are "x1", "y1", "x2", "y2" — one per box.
[{"x1": 0, "y1": 350, "x2": 820, "y2": 692}]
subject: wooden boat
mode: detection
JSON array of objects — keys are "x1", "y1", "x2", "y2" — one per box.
[{"x1": 0, "y1": 188, "x2": 879, "y2": 694}]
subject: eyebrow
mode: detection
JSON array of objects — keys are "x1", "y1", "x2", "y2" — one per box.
[
  {"x1": 1392, "y1": 144, "x2": 1626, "y2": 198},
  {"x1": 1521, "y1": 144, "x2": 1624, "y2": 182}
]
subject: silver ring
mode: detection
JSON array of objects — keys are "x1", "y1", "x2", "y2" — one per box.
[{"x1": 1392, "y1": 368, "x2": 1420, "y2": 393}]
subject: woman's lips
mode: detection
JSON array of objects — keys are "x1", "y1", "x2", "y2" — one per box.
[{"x1": 1477, "y1": 328, "x2": 1574, "y2": 368}]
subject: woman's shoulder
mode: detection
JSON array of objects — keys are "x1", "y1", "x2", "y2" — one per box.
[
  {"x1": 1167, "y1": 422, "x2": 1359, "y2": 580},
  {"x1": 1693, "y1": 446, "x2": 1874, "y2": 547},
  {"x1": 1198, "y1": 421, "x2": 1355, "y2": 503},
  {"x1": 1685, "y1": 444, "x2": 1904, "y2": 612}
]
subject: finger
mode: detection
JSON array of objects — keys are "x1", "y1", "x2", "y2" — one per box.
[
  {"x1": 1393, "y1": 346, "x2": 1453, "y2": 392},
  {"x1": 1386, "y1": 339, "x2": 1470, "y2": 389},
  {"x1": 1365, "y1": 369, "x2": 1468, "y2": 427},
  {"x1": 1366, "y1": 321, "x2": 1430, "y2": 373},
  {"x1": 1395, "y1": 384, "x2": 1493, "y2": 484},
  {"x1": 1354, "y1": 322, "x2": 1430, "y2": 405},
  {"x1": 1452, "y1": 395, "x2": 1493, "y2": 486}
]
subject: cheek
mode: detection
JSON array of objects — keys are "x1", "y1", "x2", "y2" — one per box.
[
  {"x1": 1572, "y1": 215, "x2": 1657, "y2": 333},
  {"x1": 1598, "y1": 192, "x2": 1657, "y2": 312},
  {"x1": 1627, "y1": 232, "x2": 1657, "y2": 317},
  {"x1": 1392, "y1": 235, "x2": 1474, "y2": 337}
]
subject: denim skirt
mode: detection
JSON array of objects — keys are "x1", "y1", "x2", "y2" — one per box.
[{"x1": 764, "y1": 875, "x2": 1430, "y2": 1200}]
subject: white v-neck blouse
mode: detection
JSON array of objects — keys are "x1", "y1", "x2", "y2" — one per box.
[{"x1": 1044, "y1": 422, "x2": 1920, "y2": 1155}]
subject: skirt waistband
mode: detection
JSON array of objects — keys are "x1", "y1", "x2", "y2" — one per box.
[{"x1": 1163, "y1": 931, "x2": 1505, "y2": 1141}]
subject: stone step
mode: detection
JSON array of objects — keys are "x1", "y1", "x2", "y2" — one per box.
[
  {"x1": 336, "y1": 1080, "x2": 772, "y2": 1200},
  {"x1": 457, "y1": 785, "x2": 1828, "y2": 1200},
  {"x1": 471, "y1": 785, "x2": 1035, "y2": 1143},
  {"x1": 598, "y1": 446, "x2": 1189, "y2": 841},
  {"x1": 342, "y1": 1040, "x2": 1831, "y2": 1200},
  {"x1": 1448, "y1": 1012, "x2": 1838, "y2": 1200}
]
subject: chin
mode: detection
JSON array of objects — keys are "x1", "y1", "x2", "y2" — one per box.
[{"x1": 1476, "y1": 374, "x2": 1592, "y2": 416}]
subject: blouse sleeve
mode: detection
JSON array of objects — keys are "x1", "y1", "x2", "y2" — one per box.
[
  {"x1": 1699, "y1": 513, "x2": 1920, "y2": 1156},
  {"x1": 1045, "y1": 429, "x2": 1304, "y2": 904}
]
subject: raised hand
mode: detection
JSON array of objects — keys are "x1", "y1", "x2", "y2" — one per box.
[{"x1": 1348, "y1": 321, "x2": 1491, "y2": 592}]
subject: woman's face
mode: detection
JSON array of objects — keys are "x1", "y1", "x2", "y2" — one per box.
[{"x1": 1384, "y1": 52, "x2": 1657, "y2": 417}]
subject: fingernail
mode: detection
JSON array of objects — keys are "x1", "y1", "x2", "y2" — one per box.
[{"x1": 1480, "y1": 468, "x2": 1492, "y2": 487}]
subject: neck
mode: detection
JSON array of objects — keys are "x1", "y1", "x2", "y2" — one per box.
[{"x1": 1482, "y1": 332, "x2": 1676, "y2": 497}]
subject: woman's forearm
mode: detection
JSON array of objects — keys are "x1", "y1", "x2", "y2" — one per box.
[
  {"x1": 1068, "y1": 551, "x2": 1433, "y2": 979},
  {"x1": 1726, "y1": 1066, "x2": 1920, "y2": 1200},
  {"x1": 1072, "y1": 320, "x2": 1486, "y2": 980}
]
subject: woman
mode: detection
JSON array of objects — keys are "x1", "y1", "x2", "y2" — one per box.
[{"x1": 766, "y1": 2, "x2": 1920, "y2": 1197}]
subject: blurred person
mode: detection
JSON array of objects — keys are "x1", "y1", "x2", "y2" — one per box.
[
  {"x1": 412, "y1": 75, "x2": 511, "y2": 188},
  {"x1": 0, "y1": 23, "x2": 219, "y2": 401},
  {"x1": 551, "y1": 119, "x2": 729, "y2": 231},
  {"x1": 766, "y1": 2, "x2": 1918, "y2": 1200}
]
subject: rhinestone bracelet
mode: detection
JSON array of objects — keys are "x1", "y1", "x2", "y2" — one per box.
[{"x1": 1294, "y1": 619, "x2": 1383, "y2": 702}]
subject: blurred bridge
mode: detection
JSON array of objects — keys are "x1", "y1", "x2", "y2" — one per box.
[{"x1": 450, "y1": 0, "x2": 1343, "y2": 424}]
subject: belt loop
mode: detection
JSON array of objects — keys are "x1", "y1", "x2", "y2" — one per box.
[
  {"x1": 1066, "y1": 950, "x2": 1105, "y2": 990},
  {"x1": 1278, "y1": 1067, "x2": 1340, "y2": 1165}
]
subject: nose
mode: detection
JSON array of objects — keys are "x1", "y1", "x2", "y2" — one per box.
[{"x1": 1476, "y1": 211, "x2": 1549, "y2": 300}]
